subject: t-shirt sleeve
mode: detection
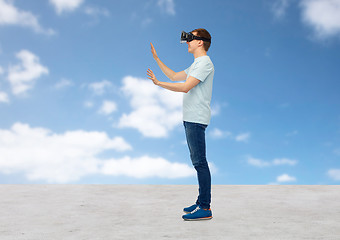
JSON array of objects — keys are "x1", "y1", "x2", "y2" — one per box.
[
  {"x1": 184, "y1": 66, "x2": 190, "y2": 74},
  {"x1": 188, "y1": 60, "x2": 213, "y2": 82}
]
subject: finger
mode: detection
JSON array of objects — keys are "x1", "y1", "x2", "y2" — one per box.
[{"x1": 151, "y1": 43, "x2": 156, "y2": 52}]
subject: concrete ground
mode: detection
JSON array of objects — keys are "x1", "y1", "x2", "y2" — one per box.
[{"x1": 0, "y1": 185, "x2": 339, "y2": 240}]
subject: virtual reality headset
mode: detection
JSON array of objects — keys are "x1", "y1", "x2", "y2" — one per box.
[{"x1": 180, "y1": 31, "x2": 211, "y2": 43}]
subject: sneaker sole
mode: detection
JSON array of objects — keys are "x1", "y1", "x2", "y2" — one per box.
[{"x1": 183, "y1": 216, "x2": 213, "y2": 221}]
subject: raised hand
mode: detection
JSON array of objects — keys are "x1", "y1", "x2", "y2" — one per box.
[
  {"x1": 150, "y1": 42, "x2": 158, "y2": 60},
  {"x1": 147, "y1": 68, "x2": 159, "y2": 85}
]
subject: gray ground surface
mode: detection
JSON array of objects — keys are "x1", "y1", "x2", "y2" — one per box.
[{"x1": 0, "y1": 185, "x2": 339, "y2": 239}]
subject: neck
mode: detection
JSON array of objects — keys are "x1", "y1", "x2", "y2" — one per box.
[{"x1": 193, "y1": 48, "x2": 207, "y2": 59}]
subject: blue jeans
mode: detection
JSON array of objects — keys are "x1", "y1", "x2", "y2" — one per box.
[{"x1": 183, "y1": 121, "x2": 211, "y2": 210}]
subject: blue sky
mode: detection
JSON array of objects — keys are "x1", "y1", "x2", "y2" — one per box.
[{"x1": 0, "y1": 0, "x2": 340, "y2": 184}]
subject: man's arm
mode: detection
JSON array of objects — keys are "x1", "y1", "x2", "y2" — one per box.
[
  {"x1": 151, "y1": 43, "x2": 187, "y2": 81},
  {"x1": 172, "y1": 71, "x2": 187, "y2": 81},
  {"x1": 147, "y1": 68, "x2": 199, "y2": 93}
]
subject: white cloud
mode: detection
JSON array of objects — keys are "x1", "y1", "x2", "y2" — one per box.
[
  {"x1": 208, "y1": 162, "x2": 218, "y2": 174},
  {"x1": 7, "y1": 50, "x2": 49, "y2": 95},
  {"x1": 101, "y1": 156, "x2": 195, "y2": 179},
  {"x1": 49, "y1": 0, "x2": 84, "y2": 15},
  {"x1": 88, "y1": 79, "x2": 113, "y2": 95},
  {"x1": 0, "y1": 91, "x2": 9, "y2": 103},
  {"x1": 84, "y1": 100, "x2": 94, "y2": 108},
  {"x1": 271, "y1": 0, "x2": 290, "y2": 19},
  {"x1": 0, "y1": 122, "x2": 132, "y2": 183},
  {"x1": 84, "y1": 6, "x2": 109, "y2": 17},
  {"x1": 98, "y1": 100, "x2": 117, "y2": 115},
  {"x1": 277, "y1": 173, "x2": 296, "y2": 182},
  {"x1": 209, "y1": 128, "x2": 232, "y2": 139},
  {"x1": 54, "y1": 78, "x2": 73, "y2": 89},
  {"x1": 272, "y1": 158, "x2": 297, "y2": 166},
  {"x1": 0, "y1": 66, "x2": 9, "y2": 103},
  {"x1": 0, "y1": 0, "x2": 55, "y2": 35},
  {"x1": 300, "y1": 0, "x2": 340, "y2": 39},
  {"x1": 235, "y1": 132, "x2": 250, "y2": 142},
  {"x1": 211, "y1": 103, "x2": 222, "y2": 116},
  {"x1": 247, "y1": 156, "x2": 271, "y2": 167},
  {"x1": 210, "y1": 128, "x2": 224, "y2": 138},
  {"x1": 118, "y1": 76, "x2": 182, "y2": 138},
  {"x1": 209, "y1": 128, "x2": 251, "y2": 143},
  {"x1": 328, "y1": 169, "x2": 340, "y2": 180},
  {"x1": 247, "y1": 156, "x2": 298, "y2": 167},
  {"x1": 157, "y1": 0, "x2": 176, "y2": 15},
  {"x1": 83, "y1": 5, "x2": 110, "y2": 26},
  {"x1": 0, "y1": 122, "x2": 196, "y2": 183}
]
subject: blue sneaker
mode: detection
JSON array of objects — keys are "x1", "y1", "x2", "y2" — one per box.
[
  {"x1": 182, "y1": 207, "x2": 213, "y2": 221},
  {"x1": 183, "y1": 204, "x2": 198, "y2": 214}
]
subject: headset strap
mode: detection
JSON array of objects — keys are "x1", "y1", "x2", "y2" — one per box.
[{"x1": 193, "y1": 36, "x2": 211, "y2": 43}]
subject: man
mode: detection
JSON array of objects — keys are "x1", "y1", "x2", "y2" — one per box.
[{"x1": 147, "y1": 28, "x2": 214, "y2": 221}]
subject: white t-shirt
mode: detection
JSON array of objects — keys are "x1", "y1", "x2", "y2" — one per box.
[{"x1": 183, "y1": 55, "x2": 214, "y2": 125}]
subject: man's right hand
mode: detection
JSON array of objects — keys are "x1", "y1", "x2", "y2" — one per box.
[
  {"x1": 150, "y1": 42, "x2": 158, "y2": 60},
  {"x1": 150, "y1": 42, "x2": 179, "y2": 81}
]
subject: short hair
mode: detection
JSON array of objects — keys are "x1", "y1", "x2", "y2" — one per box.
[{"x1": 191, "y1": 28, "x2": 212, "y2": 52}]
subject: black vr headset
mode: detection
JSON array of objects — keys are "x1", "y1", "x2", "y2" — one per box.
[{"x1": 180, "y1": 31, "x2": 211, "y2": 44}]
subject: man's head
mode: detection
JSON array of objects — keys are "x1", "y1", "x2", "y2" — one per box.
[{"x1": 187, "y1": 28, "x2": 211, "y2": 53}]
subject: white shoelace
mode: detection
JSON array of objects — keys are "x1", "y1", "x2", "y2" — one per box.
[{"x1": 191, "y1": 206, "x2": 200, "y2": 214}]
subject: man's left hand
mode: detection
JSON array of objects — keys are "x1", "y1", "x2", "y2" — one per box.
[{"x1": 147, "y1": 68, "x2": 160, "y2": 85}]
